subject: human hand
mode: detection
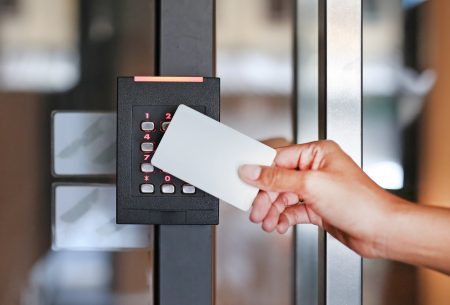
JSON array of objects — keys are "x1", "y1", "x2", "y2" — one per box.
[{"x1": 238, "y1": 140, "x2": 404, "y2": 258}]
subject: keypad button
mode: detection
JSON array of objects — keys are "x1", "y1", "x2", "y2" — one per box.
[
  {"x1": 141, "y1": 163, "x2": 154, "y2": 173},
  {"x1": 141, "y1": 121, "x2": 155, "y2": 131},
  {"x1": 140, "y1": 184, "x2": 154, "y2": 194},
  {"x1": 161, "y1": 122, "x2": 170, "y2": 131},
  {"x1": 182, "y1": 184, "x2": 196, "y2": 194},
  {"x1": 141, "y1": 142, "x2": 154, "y2": 152},
  {"x1": 161, "y1": 184, "x2": 175, "y2": 194}
]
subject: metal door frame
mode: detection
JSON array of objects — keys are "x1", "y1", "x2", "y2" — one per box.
[{"x1": 294, "y1": 0, "x2": 363, "y2": 304}]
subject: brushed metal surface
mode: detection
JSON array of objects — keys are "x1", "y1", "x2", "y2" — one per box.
[
  {"x1": 323, "y1": 1, "x2": 362, "y2": 305},
  {"x1": 295, "y1": 0, "x2": 362, "y2": 304},
  {"x1": 294, "y1": 1, "x2": 320, "y2": 305}
]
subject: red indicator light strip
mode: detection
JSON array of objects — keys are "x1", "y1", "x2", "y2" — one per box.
[{"x1": 134, "y1": 76, "x2": 204, "y2": 83}]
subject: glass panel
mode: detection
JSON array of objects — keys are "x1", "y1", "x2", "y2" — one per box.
[
  {"x1": 0, "y1": 1, "x2": 155, "y2": 304},
  {"x1": 216, "y1": 1, "x2": 294, "y2": 305},
  {"x1": 52, "y1": 184, "x2": 152, "y2": 250},
  {"x1": 52, "y1": 113, "x2": 116, "y2": 176}
]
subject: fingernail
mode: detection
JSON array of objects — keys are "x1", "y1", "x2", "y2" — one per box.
[
  {"x1": 238, "y1": 165, "x2": 261, "y2": 181},
  {"x1": 276, "y1": 223, "x2": 287, "y2": 234},
  {"x1": 249, "y1": 211, "x2": 262, "y2": 224}
]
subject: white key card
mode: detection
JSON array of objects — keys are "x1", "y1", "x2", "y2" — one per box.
[{"x1": 151, "y1": 104, "x2": 276, "y2": 211}]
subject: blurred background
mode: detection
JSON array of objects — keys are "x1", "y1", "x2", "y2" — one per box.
[{"x1": 0, "y1": 0, "x2": 449, "y2": 304}]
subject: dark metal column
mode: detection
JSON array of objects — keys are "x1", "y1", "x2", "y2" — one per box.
[{"x1": 154, "y1": 1, "x2": 215, "y2": 305}]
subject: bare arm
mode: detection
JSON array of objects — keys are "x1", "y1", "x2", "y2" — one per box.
[
  {"x1": 238, "y1": 140, "x2": 450, "y2": 275},
  {"x1": 382, "y1": 202, "x2": 450, "y2": 273}
]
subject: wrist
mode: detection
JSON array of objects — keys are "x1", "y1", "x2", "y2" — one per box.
[{"x1": 370, "y1": 193, "x2": 406, "y2": 260}]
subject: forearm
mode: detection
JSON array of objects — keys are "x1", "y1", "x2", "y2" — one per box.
[{"x1": 379, "y1": 200, "x2": 450, "y2": 274}]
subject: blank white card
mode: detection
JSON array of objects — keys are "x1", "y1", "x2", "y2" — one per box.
[{"x1": 151, "y1": 104, "x2": 276, "y2": 211}]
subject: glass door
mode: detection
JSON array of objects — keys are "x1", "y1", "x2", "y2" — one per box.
[{"x1": 0, "y1": 1, "x2": 296, "y2": 305}]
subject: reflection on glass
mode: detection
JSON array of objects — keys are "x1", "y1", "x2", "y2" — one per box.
[
  {"x1": 52, "y1": 113, "x2": 116, "y2": 176},
  {"x1": 53, "y1": 185, "x2": 152, "y2": 251}
]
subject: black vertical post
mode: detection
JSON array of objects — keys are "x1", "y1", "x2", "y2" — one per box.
[{"x1": 154, "y1": 1, "x2": 215, "y2": 305}]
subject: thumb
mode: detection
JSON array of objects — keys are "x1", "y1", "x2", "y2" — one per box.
[{"x1": 238, "y1": 164, "x2": 310, "y2": 195}]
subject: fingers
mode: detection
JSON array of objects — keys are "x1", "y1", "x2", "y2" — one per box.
[
  {"x1": 261, "y1": 201, "x2": 283, "y2": 232},
  {"x1": 274, "y1": 143, "x2": 313, "y2": 169},
  {"x1": 256, "y1": 192, "x2": 300, "y2": 232},
  {"x1": 248, "y1": 191, "x2": 323, "y2": 234},
  {"x1": 238, "y1": 164, "x2": 311, "y2": 196},
  {"x1": 250, "y1": 191, "x2": 299, "y2": 223},
  {"x1": 276, "y1": 204, "x2": 323, "y2": 233},
  {"x1": 276, "y1": 205, "x2": 309, "y2": 233},
  {"x1": 249, "y1": 191, "x2": 295, "y2": 223},
  {"x1": 249, "y1": 190, "x2": 278, "y2": 223},
  {"x1": 274, "y1": 140, "x2": 339, "y2": 170}
]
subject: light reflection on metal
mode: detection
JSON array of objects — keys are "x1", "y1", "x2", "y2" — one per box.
[{"x1": 321, "y1": 1, "x2": 362, "y2": 305}]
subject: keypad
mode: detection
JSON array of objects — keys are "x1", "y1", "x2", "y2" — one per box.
[
  {"x1": 116, "y1": 76, "x2": 219, "y2": 225},
  {"x1": 134, "y1": 106, "x2": 204, "y2": 197}
]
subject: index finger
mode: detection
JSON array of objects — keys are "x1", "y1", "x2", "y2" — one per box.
[{"x1": 275, "y1": 143, "x2": 315, "y2": 169}]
